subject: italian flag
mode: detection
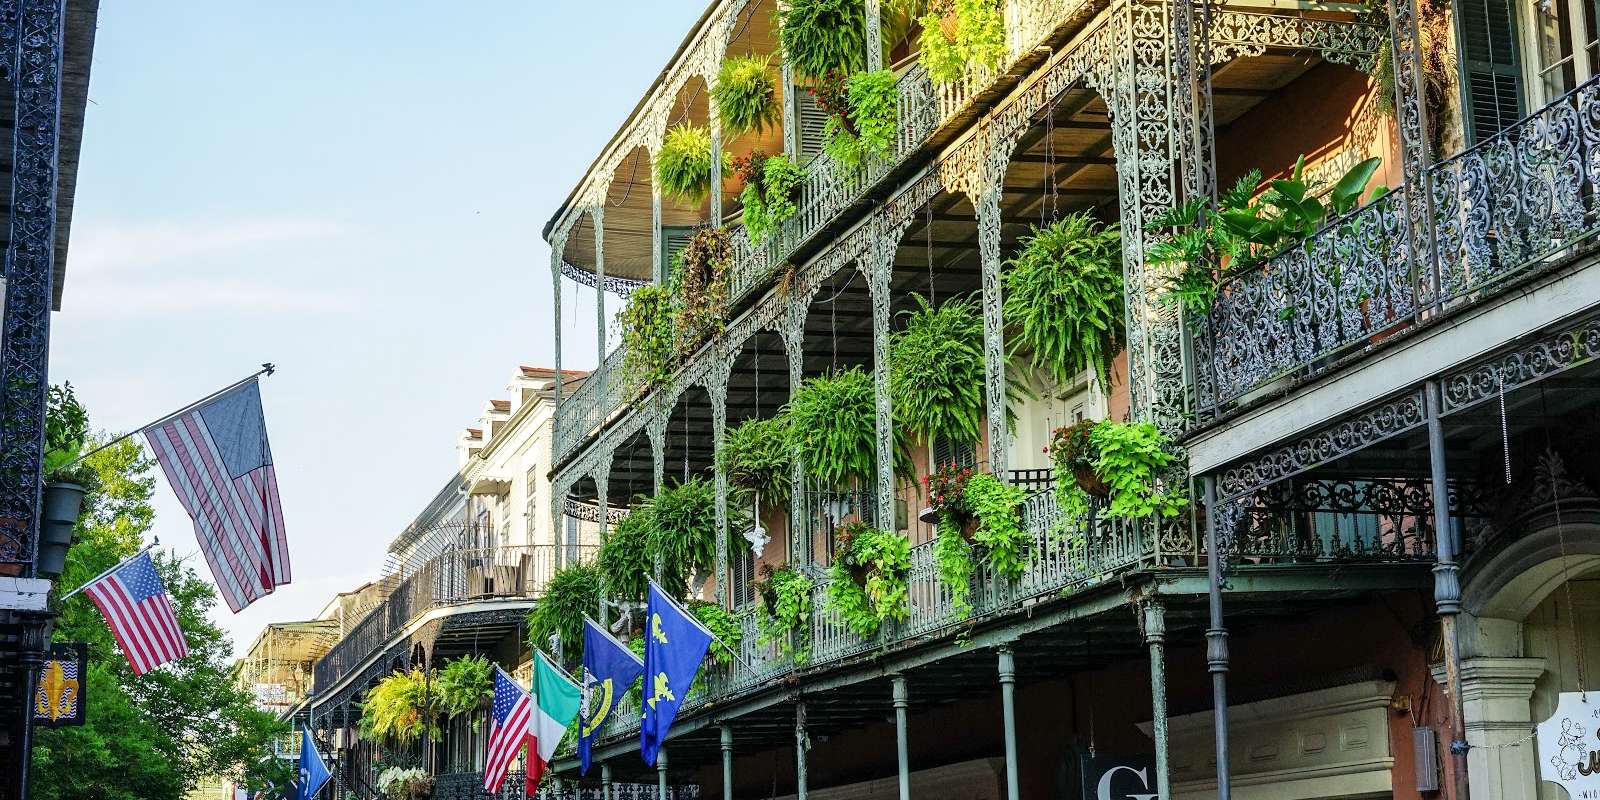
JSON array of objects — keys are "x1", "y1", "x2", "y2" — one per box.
[{"x1": 528, "y1": 651, "x2": 582, "y2": 792}]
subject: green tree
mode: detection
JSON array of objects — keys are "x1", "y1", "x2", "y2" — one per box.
[{"x1": 29, "y1": 424, "x2": 290, "y2": 799}]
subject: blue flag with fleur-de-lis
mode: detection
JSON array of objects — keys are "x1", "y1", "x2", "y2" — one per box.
[{"x1": 640, "y1": 581, "x2": 712, "y2": 766}]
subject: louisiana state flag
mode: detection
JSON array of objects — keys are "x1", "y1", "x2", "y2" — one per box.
[
  {"x1": 581, "y1": 617, "x2": 643, "y2": 774},
  {"x1": 640, "y1": 581, "x2": 712, "y2": 766}
]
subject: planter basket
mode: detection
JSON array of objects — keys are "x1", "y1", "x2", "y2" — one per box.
[
  {"x1": 37, "y1": 482, "x2": 86, "y2": 578},
  {"x1": 1073, "y1": 465, "x2": 1111, "y2": 497}
]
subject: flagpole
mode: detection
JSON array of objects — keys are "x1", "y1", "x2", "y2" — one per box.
[
  {"x1": 59, "y1": 363, "x2": 277, "y2": 471},
  {"x1": 57, "y1": 539, "x2": 160, "y2": 602}
]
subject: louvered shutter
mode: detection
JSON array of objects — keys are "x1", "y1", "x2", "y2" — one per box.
[
  {"x1": 660, "y1": 225, "x2": 696, "y2": 283},
  {"x1": 931, "y1": 435, "x2": 977, "y2": 470},
  {"x1": 794, "y1": 87, "x2": 829, "y2": 164},
  {"x1": 1456, "y1": 0, "x2": 1524, "y2": 142}
]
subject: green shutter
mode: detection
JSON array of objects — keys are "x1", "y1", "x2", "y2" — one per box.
[
  {"x1": 793, "y1": 86, "x2": 829, "y2": 165},
  {"x1": 1455, "y1": 0, "x2": 1524, "y2": 142},
  {"x1": 660, "y1": 225, "x2": 695, "y2": 283}
]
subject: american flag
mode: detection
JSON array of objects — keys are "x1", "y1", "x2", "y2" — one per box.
[
  {"x1": 142, "y1": 378, "x2": 288, "y2": 613},
  {"x1": 84, "y1": 551, "x2": 189, "y2": 675},
  {"x1": 484, "y1": 666, "x2": 532, "y2": 793}
]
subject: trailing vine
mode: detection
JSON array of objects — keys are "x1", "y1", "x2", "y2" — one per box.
[
  {"x1": 754, "y1": 562, "x2": 814, "y2": 663},
  {"x1": 673, "y1": 227, "x2": 733, "y2": 358},
  {"x1": 819, "y1": 68, "x2": 899, "y2": 169},
  {"x1": 1002, "y1": 212, "x2": 1125, "y2": 389},
  {"x1": 918, "y1": 0, "x2": 1006, "y2": 84},
  {"x1": 826, "y1": 522, "x2": 911, "y2": 637},
  {"x1": 687, "y1": 599, "x2": 743, "y2": 665},
  {"x1": 932, "y1": 514, "x2": 973, "y2": 618},
  {"x1": 964, "y1": 472, "x2": 1028, "y2": 582},
  {"x1": 618, "y1": 284, "x2": 677, "y2": 393},
  {"x1": 736, "y1": 152, "x2": 803, "y2": 244}
]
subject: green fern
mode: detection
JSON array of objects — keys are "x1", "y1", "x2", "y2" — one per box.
[
  {"x1": 714, "y1": 56, "x2": 781, "y2": 136},
  {"x1": 656, "y1": 124, "x2": 729, "y2": 205},
  {"x1": 1002, "y1": 212, "x2": 1125, "y2": 388}
]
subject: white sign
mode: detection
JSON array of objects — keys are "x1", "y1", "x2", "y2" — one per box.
[{"x1": 1538, "y1": 691, "x2": 1600, "y2": 797}]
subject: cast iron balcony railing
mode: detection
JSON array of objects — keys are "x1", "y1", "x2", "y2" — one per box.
[
  {"x1": 433, "y1": 772, "x2": 699, "y2": 800},
  {"x1": 313, "y1": 543, "x2": 598, "y2": 695},
  {"x1": 1197, "y1": 73, "x2": 1600, "y2": 413}
]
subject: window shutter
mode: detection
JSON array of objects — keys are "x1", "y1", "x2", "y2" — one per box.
[
  {"x1": 794, "y1": 87, "x2": 829, "y2": 165},
  {"x1": 1456, "y1": 0, "x2": 1523, "y2": 142},
  {"x1": 931, "y1": 435, "x2": 976, "y2": 470},
  {"x1": 660, "y1": 225, "x2": 696, "y2": 281}
]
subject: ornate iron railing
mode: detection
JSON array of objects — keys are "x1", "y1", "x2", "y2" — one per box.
[
  {"x1": 313, "y1": 544, "x2": 598, "y2": 695},
  {"x1": 1199, "y1": 73, "x2": 1600, "y2": 412},
  {"x1": 433, "y1": 772, "x2": 698, "y2": 800},
  {"x1": 554, "y1": 345, "x2": 629, "y2": 465}
]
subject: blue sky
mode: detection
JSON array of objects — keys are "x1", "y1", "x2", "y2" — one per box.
[{"x1": 50, "y1": 1, "x2": 701, "y2": 654}]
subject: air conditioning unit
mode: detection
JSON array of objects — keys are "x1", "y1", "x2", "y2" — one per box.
[{"x1": 1413, "y1": 726, "x2": 1441, "y2": 793}]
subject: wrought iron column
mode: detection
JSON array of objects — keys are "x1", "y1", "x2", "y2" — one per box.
[
  {"x1": 1143, "y1": 600, "x2": 1172, "y2": 800},
  {"x1": 796, "y1": 701, "x2": 810, "y2": 800},
  {"x1": 1202, "y1": 475, "x2": 1231, "y2": 800},
  {"x1": 551, "y1": 239, "x2": 565, "y2": 452},
  {"x1": 865, "y1": 243, "x2": 895, "y2": 527},
  {"x1": 1425, "y1": 380, "x2": 1470, "y2": 798},
  {"x1": 865, "y1": 0, "x2": 883, "y2": 72},
  {"x1": 780, "y1": 313, "x2": 806, "y2": 564},
  {"x1": 596, "y1": 455, "x2": 612, "y2": 624},
  {"x1": 602, "y1": 761, "x2": 613, "y2": 800},
  {"x1": 892, "y1": 674, "x2": 911, "y2": 800},
  {"x1": 652, "y1": 154, "x2": 665, "y2": 284},
  {"x1": 658, "y1": 746, "x2": 669, "y2": 800},
  {"x1": 721, "y1": 724, "x2": 735, "y2": 800},
  {"x1": 594, "y1": 205, "x2": 609, "y2": 385},
  {"x1": 710, "y1": 106, "x2": 725, "y2": 223},
  {"x1": 649, "y1": 416, "x2": 668, "y2": 580},
  {"x1": 997, "y1": 645, "x2": 1020, "y2": 800},
  {"x1": 975, "y1": 189, "x2": 1009, "y2": 476},
  {"x1": 781, "y1": 55, "x2": 797, "y2": 158},
  {"x1": 710, "y1": 363, "x2": 731, "y2": 607},
  {"x1": 1385, "y1": 0, "x2": 1440, "y2": 310}
]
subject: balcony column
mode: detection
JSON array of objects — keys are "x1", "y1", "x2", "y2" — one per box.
[
  {"x1": 594, "y1": 204, "x2": 609, "y2": 366},
  {"x1": 780, "y1": 305, "x2": 807, "y2": 564},
  {"x1": 997, "y1": 645, "x2": 1020, "y2": 800},
  {"x1": 658, "y1": 746, "x2": 669, "y2": 800},
  {"x1": 649, "y1": 415, "x2": 668, "y2": 580},
  {"x1": 1385, "y1": 0, "x2": 1440, "y2": 307},
  {"x1": 779, "y1": 1, "x2": 797, "y2": 158},
  {"x1": 1143, "y1": 600, "x2": 1172, "y2": 800},
  {"x1": 551, "y1": 237, "x2": 566, "y2": 450},
  {"x1": 652, "y1": 151, "x2": 665, "y2": 284},
  {"x1": 602, "y1": 761, "x2": 613, "y2": 800},
  {"x1": 865, "y1": 0, "x2": 883, "y2": 72},
  {"x1": 595, "y1": 453, "x2": 612, "y2": 622},
  {"x1": 709, "y1": 360, "x2": 732, "y2": 606},
  {"x1": 710, "y1": 105, "x2": 725, "y2": 224},
  {"x1": 1201, "y1": 475, "x2": 1231, "y2": 800},
  {"x1": 721, "y1": 724, "x2": 735, "y2": 800},
  {"x1": 864, "y1": 232, "x2": 900, "y2": 528},
  {"x1": 892, "y1": 674, "x2": 911, "y2": 800},
  {"x1": 975, "y1": 188, "x2": 1009, "y2": 476},
  {"x1": 1425, "y1": 380, "x2": 1470, "y2": 798},
  {"x1": 796, "y1": 700, "x2": 810, "y2": 800}
]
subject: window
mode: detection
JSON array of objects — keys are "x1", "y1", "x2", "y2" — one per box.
[
  {"x1": 660, "y1": 226, "x2": 696, "y2": 283},
  {"x1": 731, "y1": 545, "x2": 756, "y2": 607},
  {"x1": 795, "y1": 87, "x2": 829, "y2": 164},
  {"x1": 931, "y1": 434, "x2": 976, "y2": 471},
  {"x1": 525, "y1": 464, "x2": 540, "y2": 541},
  {"x1": 1523, "y1": 0, "x2": 1599, "y2": 102},
  {"x1": 1458, "y1": 0, "x2": 1525, "y2": 140}
]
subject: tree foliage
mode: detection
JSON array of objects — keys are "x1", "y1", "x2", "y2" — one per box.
[{"x1": 31, "y1": 430, "x2": 288, "y2": 800}]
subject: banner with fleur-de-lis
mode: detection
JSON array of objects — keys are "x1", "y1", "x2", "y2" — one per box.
[{"x1": 32, "y1": 643, "x2": 87, "y2": 728}]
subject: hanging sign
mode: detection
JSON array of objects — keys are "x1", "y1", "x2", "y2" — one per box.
[
  {"x1": 1081, "y1": 754, "x2": 1158, "y2": 800},
  {"x1": 32, "y1": 643, "x2": 87, "y2": 728},
  {"x1": 1538, "y1": 691, "x2": 1600, "y2": 796}
]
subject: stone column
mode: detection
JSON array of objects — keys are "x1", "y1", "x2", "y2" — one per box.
[
  {"x1": 892, "y1": 674, "x2": 912, "y2": 800},
  {"x1": 998, "y1": 645, "x2": 1020, "y2": 800},
  {"x1": 721, "y1": 724, "x2": 735, "y2": 800}
]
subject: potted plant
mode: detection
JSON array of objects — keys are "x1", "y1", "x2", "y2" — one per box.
[
  {"x1": 377, "y1": 766, "x2": 434, "y2": 800},
  {"x1": 617, "y1": 284, "x2": 678, "y2": 393},
  {"x1": 1050, "y1": 420, "x2": 1108, "y2": 497},
  {"x1": 736, "y1": 151, "x2": 803, "y2": 244},
  {"x1": 597, "y1": 502, "x2": 655, "y2": 603},
  {"x1": 812, "y1": 68, "x2": 899, "y2": 168},
  {"x1": 1003, "y1": 211, "x2": 1125, "y2": 390},
  {"x1": 526, "y1": 561, "x2": 602, "y2": 668},
  {"x1": 963, "y1": 472, "x2": 1029, "y2": 582},
  {"x1": 687, "y1": 599, "x2": 743, "y2": 665},
  {"x1": 754, "y1": 562, "x2": 815, "y2": 664},
  {"x1": 784, "y1": 366, "x2": 915, "y2": 490},
  {"x1": 890, "y1": 295, "x2": 985, "y2": 454},
  {"x1": 713, "y1": 55, "x2": 781, "y2": 137},
  {"x1": 672, "y1": 227, "x2": 734, "y2": 357},
  {"x1": 655, "y1": 124, "x2": 731, "y2": 205},
  {"x1": 1049, "y1": 420, "x2": 1187, "y2": 522},
  {"x1": 358, "y1": 668, "x2": 441, "y2": 745},
  {"x1": 917, "y1": 0, "x2": 1006, "y2": 84},
  {"x1": 435, "y1": 655, "x2": 494, "y2": 718},
  {"x1": 38, "y1": 384, "x2": 95, "y2": 578},
  {"x1": 825, "y1": 522, "x2": 910, "y2": 638},
  {"x1": 778, "y1": 0, "x2": 870, "y2": 78},
  {"x1": 922, "y1": 462, "x2": 977, "y2": 539},
  {"x1": 719, "y1": 413, "x2": 794, "y2": 510}
]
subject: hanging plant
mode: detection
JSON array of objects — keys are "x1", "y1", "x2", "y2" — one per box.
[
  {"x1": 964, "y1": 472, "x2": 1029, "y2": 582},
  {"x1": 918, "y1": 0, "x2": 1007, "y2": 84},
  {"x1": 826, "y1": 522, "x2": 911, "y2": 637},
  {"x1": 817, "y1": 68, "x2": 899, "y2": 169},
  {"x1": 618, "y1": 284, "x2": 678, "y2": 393},
  {"x1": 779, "y1": 0, "x2": 869, "y2": 78},
  {"x1": 1049, "y1": 420, "x2": 1187, "y2": 522},
  {"x1": 1003, "y1": 211, "x2": 1125, "y2": 389},
  {"x1": 932, "y1": 514, "x2": 974, "y2": 618},
  {"x1": 646, "y1": 476, "x2": 720, "y2": 598},
  {"x1": 753, "y1": 562, "x2": 814, "y2": 663},
  {"x1": 687, "y1": 599, "x2": 744, "y2": 665},
  {"x1": 673, "y1": 227, "x2": 733, "y2": 357},
  {"x1": 656, "y1": 124, "x2": 730, "y2": 205},
  {"x1": 738, "y1": 152, "x2": 804, "y2": 244},
  {"x1": 714, "y1": 56, "x2": 781, "y2": 137},
  {"x1": 785, "y1": 366, "x2": 914, "y2": 489},
  {"x1": 358, "y1": 668, "x2": 441, "y2": 744},
  {"x1": 598, "y1": 505, "x2": 655, "y2": 603},
  {"x1": 890, "y1": 294, "x2": 985, "y2": 450},
  {"x1": 1147, "y1": 155, "x2": 1382, "y2": 323},
  {"x1": 527, "y1": 560, "x2": 603, "y2": 668},
  {"x1": 435, "y1": 655, "x2": 494, "y2": 718},
  {"x1": 719, "y1": 413, "x2": 794, "y2": 508}
]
